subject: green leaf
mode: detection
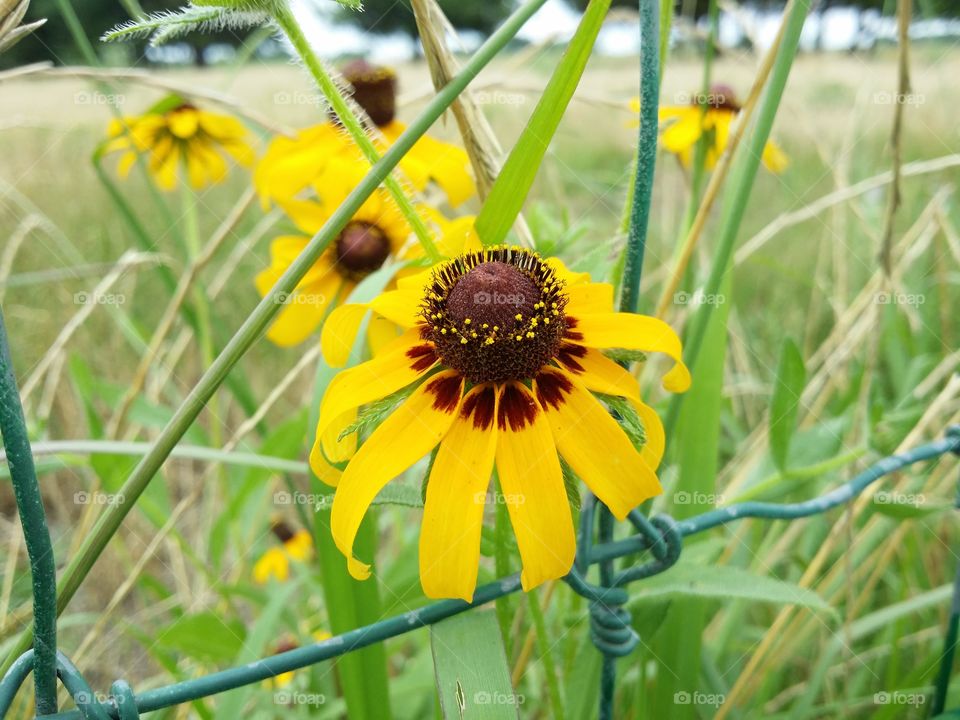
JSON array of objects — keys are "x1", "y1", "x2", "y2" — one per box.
[
  {"x1": 596, "y1": 393, "x2": 646, "y2": 451},
  {"x1": 601, "y1": 348, "x2": 647, "y2": 364},
  {"x1": 474, "y1": 0, "x2": 611, "y2": 246},
  {"x1": 101, "y1": 6, "x2": 268, "y2": 47},
  {"x1": 629, "y1": 560, "x2": 833, "y2": 613},
  {"x1": 431, "y1": 610, "x2": 519, "y2": 719},
  {"x1": 156, "y1": 611, "x2": 247, "y2": 664},
  {"x1": 338, "y1": 382, "x2": 419, "y2": 441},
  {"x1": 769, "y1": 337, "x2": 806, "y2": 472}
]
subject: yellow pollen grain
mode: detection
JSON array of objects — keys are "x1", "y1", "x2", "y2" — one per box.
[
  {"x1": 526, "y1": 331, "x2": 535, "y2": 338},
  {"x1": 482, "y1": 323, "x2": 489, "y2": 329},
  {"x1": 464, "y1": 318, "x2": 471, "y2": 325},
  {"x1": 441, "y1": 328, "x2": 447, "y2": 334},
  {"x1": 515, "y1": 313, "x2": 523, "y2": 321},
  {"x1": 515, "y1": 335, "x2": 523, "y2": 341},
  {"x1": 485, "y1": 338, "x2": 494, "y2": 345},
  {"x1": 460, "y1": 337, "x2": 468, "y2": 345},
  {"x1": 544, "y1": 318, "x2": 550, "y2": 324}
]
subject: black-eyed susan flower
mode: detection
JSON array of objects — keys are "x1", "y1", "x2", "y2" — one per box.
[
  {"x1": 310, "y1": 247, "x2": 690, "y2": 601},
  {"x1": 254, "y1": 60, "x2": 475, "y2": 209},
  {"x1": 253, "y1": 519, "x2": 313, "y2": 585},
  {"x1": 634, "y1": 84, "x2": 788, "y2": 173},
  {"x1": 104, "y1": 94, "x2": 254, "y2": 191}
]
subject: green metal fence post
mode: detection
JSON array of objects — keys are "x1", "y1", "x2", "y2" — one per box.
[{"x1": 0, "y1": 309, "x2": 58, "y2": 715}]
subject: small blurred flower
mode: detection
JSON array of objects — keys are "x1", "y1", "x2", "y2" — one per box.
[
  {"x1": 310, "y1": 247, "x2": 690, "y2": 601},
  {"x1": 634, "y1": 84, "x2": 788, "y2": 173},
  {"x1": 255, "y1": 60, "x2": 475, "y2": 209},
  {"x1": 252, "y1": 519, "x2": 313, "y2": 584},
  {"x1": 267, "y1": 630, "x2": 332, "y2": 688},
  {"x1": 103, "y1": 94, "x2": 254, "y2": 191}
]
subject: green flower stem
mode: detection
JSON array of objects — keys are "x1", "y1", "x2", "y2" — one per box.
[
  {"x1": 0, "y1": 312, "x2": 57, "y2": 715},
  {"x1": 272, "y1": 4, "x2": 441, "y2": 262},
  {"x1": 617, "y1": 0, "x2": 660, "y2": 315},
  {"x1": 0, "y1": 0, "x2": 550, "y2": 677}
]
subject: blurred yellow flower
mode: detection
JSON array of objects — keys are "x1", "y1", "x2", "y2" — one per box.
[
  {"x1": 252, "y1": 521, "x2": 313, "y2": 585},
  {"x1": 104, "y1": 94, "x2": 254, "y2": 191},
  {"x1": 310, "y1": 247, "x2": 690, "y2": 601},
  {"x1": 635, "y1": 84, "x2": 788, "y2": 173},
  {"x1": 254, "y1": 60, "x2": 475, "y2": 209}
]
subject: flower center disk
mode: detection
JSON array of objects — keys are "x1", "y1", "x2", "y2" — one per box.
[
  {"x1": 422, "y1": 248, "x2": 568, "y2": 384},
  {"x1": 336, "y1": 221, "x2": 390, "y2": 278}
]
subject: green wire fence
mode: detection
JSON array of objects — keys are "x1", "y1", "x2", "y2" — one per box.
[
  {"x1": 3, "y1": 0, "x2": 958, "y2": 717},
  {"x1": 3, "y1": 310, "x2": 959, "y2": 718}
]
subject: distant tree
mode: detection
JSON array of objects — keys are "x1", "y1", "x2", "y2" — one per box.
[
  {"x1": 0, "y1": 0, "x2": 254, "y2": 69},
  {"x1": 339, "y1": 0, "x2": 515, "y2": 39}
]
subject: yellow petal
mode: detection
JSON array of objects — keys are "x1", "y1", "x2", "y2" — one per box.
[
  {"x1": 762, "y1": 139, "x2": 789, "y2": 174},
  {"x1": 545, "y1": 257, "x2": 590, "y2": 288},
  {"x1": 534, "y1": 368, "x2": 661, "y2": 520},
  {"x1": 253, "y1": 548, "x2": 290, "y2": 584},
  {"x1": 321, "y1": 303, "x2": 371, "y2": 367},
  {"x1": 630, "y1": 397, "x2": 666, "y2": 471},
  {"x1": 661, "y1": 109, "x2": 703, "y2": 155},
  {"x1": 420, "y1": 384, "x2": 499, "y2": 601},
  {"x1": 309, "y1": 407, "x2": 356, "y2": 487},
  {"x1": 495, "y1": 382, "x2": 574, "y2": 591},
  {"x1": 554, "y1": 344, "x2": 640, "y2": 401},
  {"x1": 314, "y1": 331, "x2": 437, "y2": 455},
  {"x1": 284, "y1": 530, "x2": 314, "y2": 561},
  {"x1": 566, "y1": 282, "x2": 615, "y2": 315},
  {"x1": 255, "y1": 262, "x2": 339, "y2": 347},
  {"x1": 167, "y1": 108, "x2": 200, "y2": 139},
  {"x1": 198, "y1": 111, "x2": 246, "y2": 141},
  {"x1": 567, "y1": 313, "x2": 690, "y2": 393},
  {"x1": 331, "y1": 371, "x2": 465, "y2": 580},
  {"x1": 277, "y1": 198, "x2": 329, "y2": 236},
  {"x1": 117, "y1": 151, "x2": 138, "y2": 178},
  {"x1": 366, "y1": 313, "x2": 402, "y2": 356}
]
